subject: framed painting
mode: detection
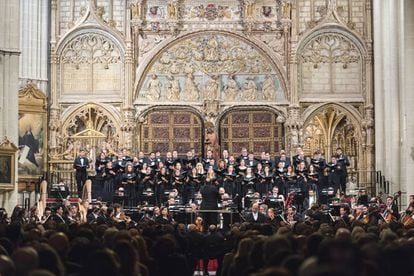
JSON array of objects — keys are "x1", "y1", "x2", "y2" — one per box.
[
  {"x1": 0, "y1": 138, "x2": 18, "y2": 189},
  {"x1": 18, "y1": 81, "x2": 48, "y2": 181}
]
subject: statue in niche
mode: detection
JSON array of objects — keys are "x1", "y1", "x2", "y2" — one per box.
[
  {"x1": 204, "y1": 75, "x2": 219, "y2": 100},
  {"x1": 281, "y1": 1, "x2": 292, "y2": 19},
  {"x1": 291, "y1": 128, "x2": 299, "y2": 146},
  {"x1": 224, "y1": 75, "x2": 239, "y2": 101},
  {"x1": 245, "y1": 0, "x2": 256, "y2": 19},
  {"x1": 130, "y1": 1, "x2": 142, "y2": 18},
  {"x1": 167, "y1": 75, "x2": 180, "y2": 101},
  {"x1": 147, "y1": 74, "x2": 161, "y2": 100},
  {"x1": 261, "y1": 74, "x2": 275, "y2": 100},
  {"x1": 167, "y1": 0, "x2": 179, "y2": 20},
  {"x1": 243, "y1": 77, "x2": 256, "y2": 101},
  {"x1": 184, "y1": 72, "x2": 199, "y2": 101},
  {"x1": 204, "y1": 37, "x2": 219, "y2": 62}
]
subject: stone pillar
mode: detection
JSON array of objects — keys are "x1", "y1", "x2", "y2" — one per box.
[
  {"x1": 400, "y1": 0, "x2": 414, "y2": 203},
  {"x1": 374, "y1": 0, "x2": 414, "y2": 204},
  {"x1": 18, "y1": 0, "x2": 49, "y2": 91},
  {"x1": 0, "y1": 0, "x2": 20, "y2": 212}
]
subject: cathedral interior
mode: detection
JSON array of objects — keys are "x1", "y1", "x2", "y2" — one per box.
[{"x1": 0, "y1": 0, "x2": 413, "y2": 213}]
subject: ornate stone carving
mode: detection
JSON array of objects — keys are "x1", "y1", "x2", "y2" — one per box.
[
  {"x1": 223, "y1": 75, "x2": 239, "y2": 101},
  {"x1": 166, "y1": 75, "x2": 181, "y2": 101},
  {"x1": 136, "y1": 34, "x2": 284, "y2": 102},
  {"x1": 138, "y1": 35, "x2": 167, "y2": 57},
  {"x1": 260, "y1": 32, "x2": 285, "y2": 60},
  {"x1": 261, "y1": 74, "x2": 276, "y2": 100},
  {"x1": 300, "y1": 34, "x2": 360, "y2": 68},
  {"x1": 61, "y1": 33, "x2": 121, "y2": 68}
]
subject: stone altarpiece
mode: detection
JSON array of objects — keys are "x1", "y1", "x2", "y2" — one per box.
[{"x1": 48, "y1": 0, "x2": 374, "y2": 191}]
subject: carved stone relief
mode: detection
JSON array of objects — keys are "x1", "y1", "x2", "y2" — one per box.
[{"x1": 136, "y1": 33, "x2": 285, "y2": 103}]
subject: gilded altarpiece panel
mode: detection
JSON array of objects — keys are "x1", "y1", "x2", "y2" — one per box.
[
  {"x1": 141, "y1": 110, "x2": 203, "y2": 156},
  {"x1": 303, "y1": 108, "x2": 359, "y2": 172},
  {"x1": 220, "y1": 110, "x2": 283, "y2": 156}
]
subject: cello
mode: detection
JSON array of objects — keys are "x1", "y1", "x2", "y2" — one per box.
[{"x1": 382, "y1": 191, "x2": 401, "y2": 224}]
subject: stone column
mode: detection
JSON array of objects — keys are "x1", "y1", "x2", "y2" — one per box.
[
  {"x1": 374, "y1": 0, "x2": 414, "y2": 204},
  {"x1": 0, "y1": 0, "x2": 20, "y2": 212},
  {"x1": 18, "y1": 0, "x2": 49, "y2": 91},
  {"x1": 400, "y1": 0, "x2": 414, "y2": 203}
]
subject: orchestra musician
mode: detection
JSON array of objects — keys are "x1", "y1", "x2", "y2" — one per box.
[
  {"x1": 401, "y1": 201, "x2": 414, "y2": 227},
  {"x1": 155, "y1": 206, "x2": 174, "y2": 224},
  {"x1": 245, "y1": 202, "x2": 267, "y2": 223},
  {"x1": 382, "y1": 195, "x2": 400, "y2": 223}
]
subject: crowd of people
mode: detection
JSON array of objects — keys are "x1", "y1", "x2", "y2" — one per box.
[
  {"x1": 75, "y1": 146, "x2": 351, "y2": 211},
  {"x1": 0, "y1": 192, "x2": 414, "y2": 276},
  {"x1": 1, "y1": 147, "x2": 414, "y2": 275}
]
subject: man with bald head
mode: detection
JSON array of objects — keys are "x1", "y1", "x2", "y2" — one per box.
[{"x1": 245, "y1": 202, "x2": 268, "y2": 223}]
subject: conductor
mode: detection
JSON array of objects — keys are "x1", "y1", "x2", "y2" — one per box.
[{"x1": 200, "y1": 181, "x2": 221, "y2": 230}]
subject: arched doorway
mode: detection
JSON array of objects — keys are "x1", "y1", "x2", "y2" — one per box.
[
  {"x1": 139, "y1": 108, "x2": 203, "y2": 156},
  {"x1": 219, "y1": 109, "x2": 284, "y2": 156}
]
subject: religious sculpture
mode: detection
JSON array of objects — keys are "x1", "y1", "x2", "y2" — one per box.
[
  {"x1": 204, "y1": 37, "x2": 220, "y2": 61},
  {"x1": 281, "y1": 1, "x2": 292, "y2": 19},
  {"x1": 167, "y1": 0, "x2": 179, "y2": 20},
  {"x1": 243, "y1": 77, "x2": 256, "y2": 100},
  {"x1": 130, "y1": 1, "x2": 142, "y2": 18},
  {"x1": 184, "y1": 72, "x2": 199, "y2": 101},
  {"x1": 204, "y1": 75, "x2": 219, "y2": 100},
  {"x1": 147, "y1": 75, "x2": 161, "y2": 100},
  {"x1": 167, "y1": 75, "x2": 180, "y2": 101},
  {"x1": 244, "y1": 0, "x2": 256, "y2": 19},
  {"x1": 224, "y1": 75, "x2": 239, "y2": 101},
  {"x1": 262, "y1": 75, "x2": 275, "y2": 100}
]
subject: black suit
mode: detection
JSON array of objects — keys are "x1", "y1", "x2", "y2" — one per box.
[
  {"x1": 200, "y1": 184, "x2": 220, "y2": 228},
  {"x1": 73, "y1": 156, "x2": 89, "y2": 198},
  {"x1": 245, "y1": 212, "x2": 268, "y2": 223}
]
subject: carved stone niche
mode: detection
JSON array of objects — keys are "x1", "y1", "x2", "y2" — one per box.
[{"x1": 18, "y1": 81, "x2": 48, "y2": 191}]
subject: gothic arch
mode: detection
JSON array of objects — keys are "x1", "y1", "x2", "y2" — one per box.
[
  {"x1": 56, "y1": 28, "x2": 126, "y2": 59},
  {"x1": 61, "y1": 102, "x2": 122, "y2": 140},
  {"x1": 296, "y1": 27, "x2": 367, "y2": 101},
  {"x1": 301, "y1": 103, "x2": 362, "y2": 170},
  {"x1": 133, "y1": 30, "x2": 289, "y2": 103}
]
